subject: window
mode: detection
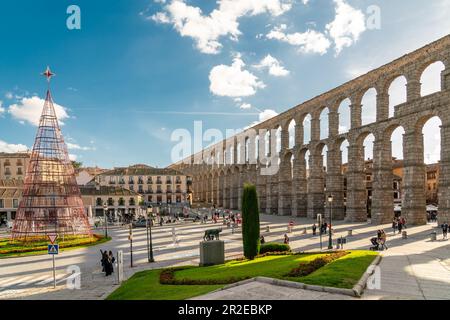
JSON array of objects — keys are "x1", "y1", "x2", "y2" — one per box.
[
  {"x1": 119, "y1": 198, "x2": 125, "y2": 206},
  {"x1": 176, "y1": 176, "x2": 182, "y2": 183},
  {"x1": 166, "y1": 176, "x2": 172, "y2": 184},
  {"x1": 129, "y1": 198, "x2": 135, "y2": 206},
  {"x1": 138, "y1": 185, "x2": 143, "y2": 193},
  {"x1": 13, "y1": 199, "x2": 19, "y2": 208},
  {"x1": 108, "y1": 198, "x2": 114, "y2": 206},
  {"x1": 0, "y1": 199, "x2": 4, "y2": 208},
  {"x1": 96, "y1": 198, "x2": 103, "y2": 206},
  {"x1": 129, "y1": 185, "x2": 134, "y2": 191},
  {"x1": 157, "y1": 176, "x2": 162, "y2": 184},
  {"x1": 17, "y1": 168, "x2": 23, "y2": 175},
  {"x1": 147, "y1": 176, "x2": 153, "y2": 184},
  {"x1": 148, "y1": 195, "x2": 152, "y2": 202},
  {"x1": 394, "y1": 192, "x2": 399, "y2": 199},
  {"x1": 138, "y1": 176, "x2": 144, "y2": 184},
  {"x1": 129, "y1": 176, "x2": 134, "y2": 184}
]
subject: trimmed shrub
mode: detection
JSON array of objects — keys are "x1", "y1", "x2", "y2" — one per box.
[
  {"x1": 286, "y1": 251, "x2": 348, "y2": 277},
  {"x1": 259, "y1": 242, "x2": 291, "y2": 254},
  {"x1": 241, "y1": 183, "x2": 260, "y2": 260}
]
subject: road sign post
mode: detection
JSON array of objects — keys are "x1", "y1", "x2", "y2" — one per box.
[
  {"x1": 47, "y1": 243, "x2": 59, "y2": 288},
  {"x1": 47, "y1": 234, "x2": 59, "y2": 289}
]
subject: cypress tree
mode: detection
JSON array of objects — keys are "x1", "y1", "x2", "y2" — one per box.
[{"x1": 241, "y1": 183, "x2": 260, "y2": 259}]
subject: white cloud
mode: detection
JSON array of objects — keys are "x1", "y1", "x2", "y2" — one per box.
[
  {"x1": 8, "y1": 96, "x2": 70, "y2": 126},
  {"x1": 325, "y1": 0, "x2": 366, "y2": 55},
  {"x1": 240, "y1": 103, "x2": 252, "y2": 109},
  {"x1": 66, "y1": 142, "x2": 96, "y2": 151},
  {"x1": 254, "y1": 54, "x2": 290, "y2": 77},
  {"x1": 5, "y1": 92, "x2": 13, "y2": 99},
  {"x1": 0, "y1": 101, "x2": 4, "y2": 115},
  {"x1": 69, "y1": 154, "x2": 78, "y2": 161},
  {"x1": 259, "y1": 109, "x2": 278, "y2": 122},
  {"x1": 209, "y1": 56, "x2": 265, "y2": 97},
  {"x1": 244, "y1": 108, "x2": 279, "y2": 130},
  {"x1": 267, "y1": 25, "x2": 331, "y2": 55},
  {"x1": 151, "y1": 0, "x2": 294, "y2": 54},
  {"x1": 0, "y1": 140, "x2": 29, "y2": 153}
]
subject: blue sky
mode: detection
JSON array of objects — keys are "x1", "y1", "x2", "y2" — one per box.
[{"x1": 0, "y1": 0, "x2": 448, "y2": 168}]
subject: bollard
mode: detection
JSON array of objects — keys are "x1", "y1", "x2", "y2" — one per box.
[
  {"x1": 431, "y1": 231, "x2": 437, "y2": 241},
  {"x1": 266, "y1": 225, "x2": 270, "y2": 233},
  {"x1": 402, "y1": 231, "x2": 407, "y2": 239},
  {"x1": 348, "y1": 230, "x2": 353, "y2": 237}
]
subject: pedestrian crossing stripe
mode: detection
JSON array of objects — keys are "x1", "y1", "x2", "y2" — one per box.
[{"x1": 47, "y1": 244, "x2": 59, "y2": 255}]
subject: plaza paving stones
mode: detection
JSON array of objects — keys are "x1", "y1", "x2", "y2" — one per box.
[{"x1": 1, "y1": 214, "x2": 449, "y2": 300}]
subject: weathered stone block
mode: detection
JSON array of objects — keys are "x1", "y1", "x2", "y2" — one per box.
[{"x1": 199, "y1": 240, "x2": 225, "y2": 266}]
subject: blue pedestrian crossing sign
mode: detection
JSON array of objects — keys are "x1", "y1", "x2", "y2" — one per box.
[{"x1": 48, "y1": 244, "x2": 59, "y2": 255}]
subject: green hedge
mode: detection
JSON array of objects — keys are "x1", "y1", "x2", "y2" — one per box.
[
  {"x1": 241, "y1": 184, "x2": 260, "y2": 260},
  {"x1": 259, "y1": 242, "x2": 291, "y2": 254}
]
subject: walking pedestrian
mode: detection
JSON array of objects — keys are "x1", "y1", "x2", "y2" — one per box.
[
  {"x1": 108, "y1": 250, "x2": 115, "y2": 273},
  {"x1": 441, "y1": 222, "x2": 449, "y2": 240},
  {"x1": 312, "y1": 224, "x2": 317, "y2": 236},
  {"x1": 398, "y1": 219, "x2": 403, "y2": 234},
  {"x1": 283, "y1": 234, "x2": 290, "y2": 244},
  {"x1": 100, "y1": 250, "x2": 108, "y2": 272},
  {"x1": 392, "y1": 218, "x2": 398, "y2": 235},
  {"x1": 260, "y1": 235, "x2": 265, "y2": 245}
]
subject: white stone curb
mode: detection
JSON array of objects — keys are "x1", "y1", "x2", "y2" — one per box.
[{"x1": 352, "y1": 254, "x2": 382, "y2": 297}]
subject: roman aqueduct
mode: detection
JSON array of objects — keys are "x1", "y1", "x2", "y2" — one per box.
[{"x1": 170, "y1": 35, "x2": 450, "y2": 226}]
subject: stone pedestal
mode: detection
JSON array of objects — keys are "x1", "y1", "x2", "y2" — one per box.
[{"x1": 199, "y1": 240, "x2": 225, "y2": 266}]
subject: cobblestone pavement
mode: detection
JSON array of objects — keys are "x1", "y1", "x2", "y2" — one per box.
[{"x1": 1, "y1": 214, "x2": 448, "y2": 300}]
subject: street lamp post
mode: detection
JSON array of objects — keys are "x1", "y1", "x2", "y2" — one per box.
[
  {"x1": 327, "y1": 195, "x2": 333, "y2": 250},
  {"x1": 103, "y1": 203, "x2": 108, "y2": 238},
  {"x1": 129, "y1": 223, "x2": 133, "y2": 267},
  {"x1": 146, "y1": 206, "x2": 155, "y2": 263}
]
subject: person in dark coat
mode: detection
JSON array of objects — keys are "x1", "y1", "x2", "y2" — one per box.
[
  {"x1": 100, "y1": 250, "x2": 108, "y2": 273},
  {"x1": 312, "y1": 224, "x2": 317, "y2": 236},
  {"x1": 392, "y1": 218, "x2": 398, "y2": 235}
]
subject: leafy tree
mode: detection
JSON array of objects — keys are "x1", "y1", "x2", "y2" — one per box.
[
  {"x1": 72, "y1": 161, "x2": 83, "y2": 169},
  {"x1": 241, "y1": 183, "x2": 260, "y2": 259}
]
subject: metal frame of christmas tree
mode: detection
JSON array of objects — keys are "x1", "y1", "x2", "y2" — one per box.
[{"x1": 11, "y1": 67, "x2": 92, "y2": 241}]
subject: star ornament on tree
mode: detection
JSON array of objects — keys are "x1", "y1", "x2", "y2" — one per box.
[{"x1": 42, "y1": 66, "x2": 55, "y2": 82}]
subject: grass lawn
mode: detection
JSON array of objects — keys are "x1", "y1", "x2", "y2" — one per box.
[
  {"x1": 107, "y1": 250, "x2": 377, "y2": 300},
  {"x1": 0, "y1": 234, "x2": 111, "y2": 258}
]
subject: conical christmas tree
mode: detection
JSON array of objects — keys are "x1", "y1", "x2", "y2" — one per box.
[{"x1": 11, "y1": 67, "x2": 92, "y2": 241}]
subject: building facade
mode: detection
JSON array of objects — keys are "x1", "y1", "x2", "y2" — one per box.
[
  {"x1": 0, "y1": 152, "x2": 30, "y2": 181},
  {"x1": 80, "y1": 185, "x2": 142, "y2": 219},
  {"x1": 93, "y1": 164, "x2": 189, "y2": 205}
]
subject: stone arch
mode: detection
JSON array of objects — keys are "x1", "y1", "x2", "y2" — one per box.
[
  {"x1": 337, "y1": 98, "x2": 351, "y2": 134},
  {"x1": 419, "y1": 60, "x2": 446, "y2": 97},
  {"x1": 288, "y1": 119, "x2": 296, "y2": 149},
  {"x1": 361, "y1": 87, "x2": 377, "y2": 126},
  {"x1": 302, "y1": 113, "x2": 312, "y2": 145},
  {"x1": 319, "y1": 107, "x2": 330, "y2": 140},
  {"x1": 387, "y1": 75, "x2": 408, "y2": 118}
]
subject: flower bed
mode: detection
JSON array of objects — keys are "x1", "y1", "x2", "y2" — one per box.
[{"x1": 286, "y1": 251, "x2": 348, "y2": 277}]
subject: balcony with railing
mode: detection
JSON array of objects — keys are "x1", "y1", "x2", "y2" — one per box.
[{"x1": 4, "y1": 161, "x2": 11, "y2": 167}]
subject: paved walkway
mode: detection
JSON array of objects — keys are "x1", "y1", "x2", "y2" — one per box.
[
  {"x1": 1, "y1": 215, "x2": 449, "y2": 300},
  {"x1": 190, "y1": 281, "x2": 355, "y2": 300}
]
